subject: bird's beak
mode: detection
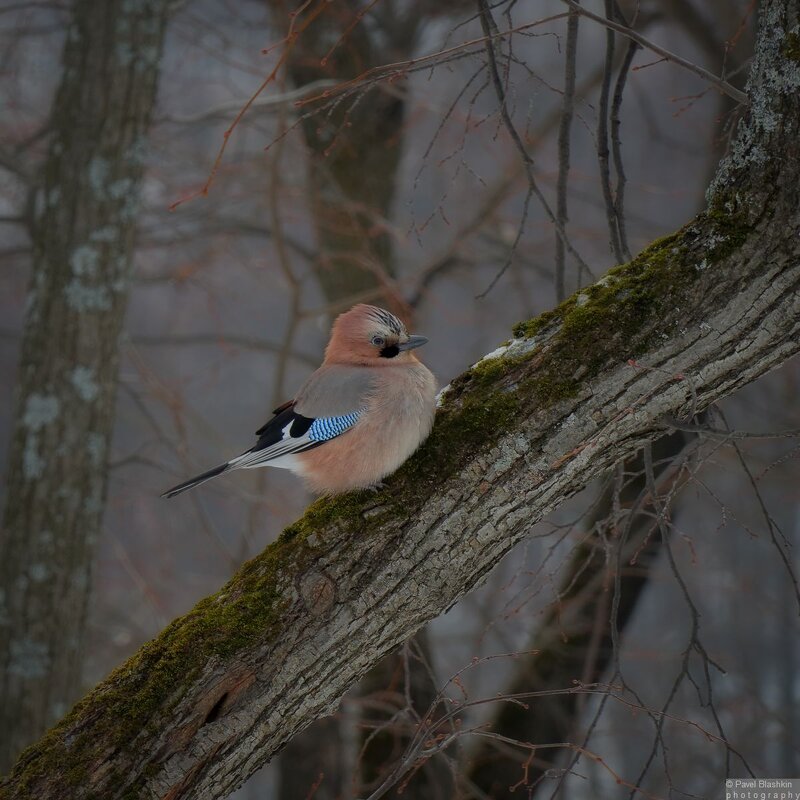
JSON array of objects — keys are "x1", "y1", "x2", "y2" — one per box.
[{"x1": 398, "y1": 334, "x2": 428, "y2": 351}]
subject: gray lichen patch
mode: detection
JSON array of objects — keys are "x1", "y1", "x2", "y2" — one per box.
[
  {"x1": 65, "y1": 280, "x2": 112, "y2": 312},
  {"x1": 90, "y1": 226, "x2": 118, "y2": 243},
  {"x1": 22, "y1": 437, "x2": 45, "y2": 480},
  {"x1": 87, "y1": 156, "x2": 110, "y2": 194},
  {"x1": 69, "y1": 245, "x2": 100, "y2": 277},
  {"x1": 709, "y1": 13, "x2": 800, "y2": 200},
  {"x1": 22, "y1": 394, "x2": 60, "y2": 431},
  {"x1": 86, "y1": 432, "x2": 106, "y2": 466},
  {"x1": 70, "y1": 366, "x2": 99, "y2": 402},
  {"x1": 108, "y1": 178, "x2": 134, "y2": 200},
  {"x1": 83, "y1": 484, "x2": 104, "y2": 517},
  {"x1": 126, "y1": 135, "x2": 149, "y2": 166},
  {"x1": 28, "y1": 563, "x2": 50, "y2": 583}
]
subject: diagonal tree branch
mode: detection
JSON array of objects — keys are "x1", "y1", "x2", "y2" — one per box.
[{"x1": 2, "y1": 2, "x2": 800, "y2": 798}]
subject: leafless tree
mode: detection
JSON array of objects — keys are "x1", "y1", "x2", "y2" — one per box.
[{"x1": 0, "y1": 0, "x2": 171, "y2": 770}]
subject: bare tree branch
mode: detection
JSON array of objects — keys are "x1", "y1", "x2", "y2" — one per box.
[{"x1": 157, "y1": 79, "x2": 340, "y2": 125}]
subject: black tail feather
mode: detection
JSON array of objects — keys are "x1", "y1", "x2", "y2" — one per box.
[{"x1": 161, "y1": 462, "x2": 230, "y2": 498}]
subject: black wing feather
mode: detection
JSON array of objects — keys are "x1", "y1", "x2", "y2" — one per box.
[
  {"x1": 251, "y1": 402, "x2": 317, "y2": 453},
  {"x1": 161, "y1": 462, "x2": 229, "y2": 499}
]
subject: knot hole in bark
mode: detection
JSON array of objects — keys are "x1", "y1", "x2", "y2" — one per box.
[{"x1": 203, "y1": 692, "x2": 228, "y2": 725}]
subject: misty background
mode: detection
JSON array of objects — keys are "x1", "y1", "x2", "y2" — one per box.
[{"x1": 1, "y1": 1, "x2": 797, "y2": 797}]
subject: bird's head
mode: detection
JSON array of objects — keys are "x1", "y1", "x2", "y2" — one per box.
[{"x1": 325, "y1": 304, "x2": 429, "y2": 366}]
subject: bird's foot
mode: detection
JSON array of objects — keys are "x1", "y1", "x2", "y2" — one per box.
[{"x1": 365, "y1": 481, "x2": 387, "y2": 494}]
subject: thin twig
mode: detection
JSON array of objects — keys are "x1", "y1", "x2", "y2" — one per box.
[
  {"x1": 609, "y1": 2, "x2": 638, "y2": 261},
  {"x1": 130, "y1": 333, "x2": 318, "y2": 367},
  {"x1": 716, "y1": 409, "x2": 800, "y2": 612},
  {"x1": 660, "y1": 419, "x2": 800, "y2": 441},
  {"x1": 555, "y1": 5, "x2": 579, "y2": 301},
  {"x1": 597, "y1": 0, "x2": 624, "y2": 267},
  {"x1": 157, "y1": 79, "x2": 340, "y2": 125}
]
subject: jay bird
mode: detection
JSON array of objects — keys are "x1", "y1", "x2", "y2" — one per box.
[{"x1": 162, "y1": 304, "x2": 437, "y2": 497}]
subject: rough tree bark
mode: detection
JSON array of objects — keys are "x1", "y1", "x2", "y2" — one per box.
[
  {"x1": 0, "y1": 0, "x2": 170, "y2": 771},
  {"x1": 2, "y1": 1, "x2": 799, "y2": 798}
]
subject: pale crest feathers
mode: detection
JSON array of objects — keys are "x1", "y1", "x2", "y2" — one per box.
[
  {"x1": 325, "y1": 304, "x2": 407, "y2": 364},
  {"x1": 363, "y1": 306, "x2": 404, "y2": 335}
]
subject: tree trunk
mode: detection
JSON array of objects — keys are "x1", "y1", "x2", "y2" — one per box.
[
  {"x1": 283, "y1": 0, "x2": 417, "y2": 310},
  {"x1": 0, "y1": 0, "x2": 170, "y2": 771},
  {"x1": 2, "y1": 1, "x2": 800, "y2": 798}
]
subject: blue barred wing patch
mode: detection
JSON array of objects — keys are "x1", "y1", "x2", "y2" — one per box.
[
  {"x1": 228, "y1": 405, "x2": 365, "y2": 470},
  {"x1": 308, "y1": 410, "x2": 363, "y2": 442}
]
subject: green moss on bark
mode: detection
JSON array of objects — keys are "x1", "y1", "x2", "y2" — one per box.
[
  {"x1": 782, "y1": 31, "x2": 800, "y2": 62},
  {"x1": 6, "y1": 535, "x2": 305, "y2": 796},
  {"x1": 512, "y1": 207, "x2": 751, "y2": 405}
]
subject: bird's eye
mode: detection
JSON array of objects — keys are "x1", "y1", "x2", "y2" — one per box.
[{"x1": 371, "y1": 335, "x2": 385, "y2": 347}]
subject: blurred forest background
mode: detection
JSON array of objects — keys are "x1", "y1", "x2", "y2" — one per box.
[{"x1": 1, "y1": 0, "x2": 798, "y2": 798}]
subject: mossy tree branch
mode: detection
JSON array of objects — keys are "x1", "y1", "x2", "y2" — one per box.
[{"x1": 3, "y1": 2, "x2": 800, "y2": 798}]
